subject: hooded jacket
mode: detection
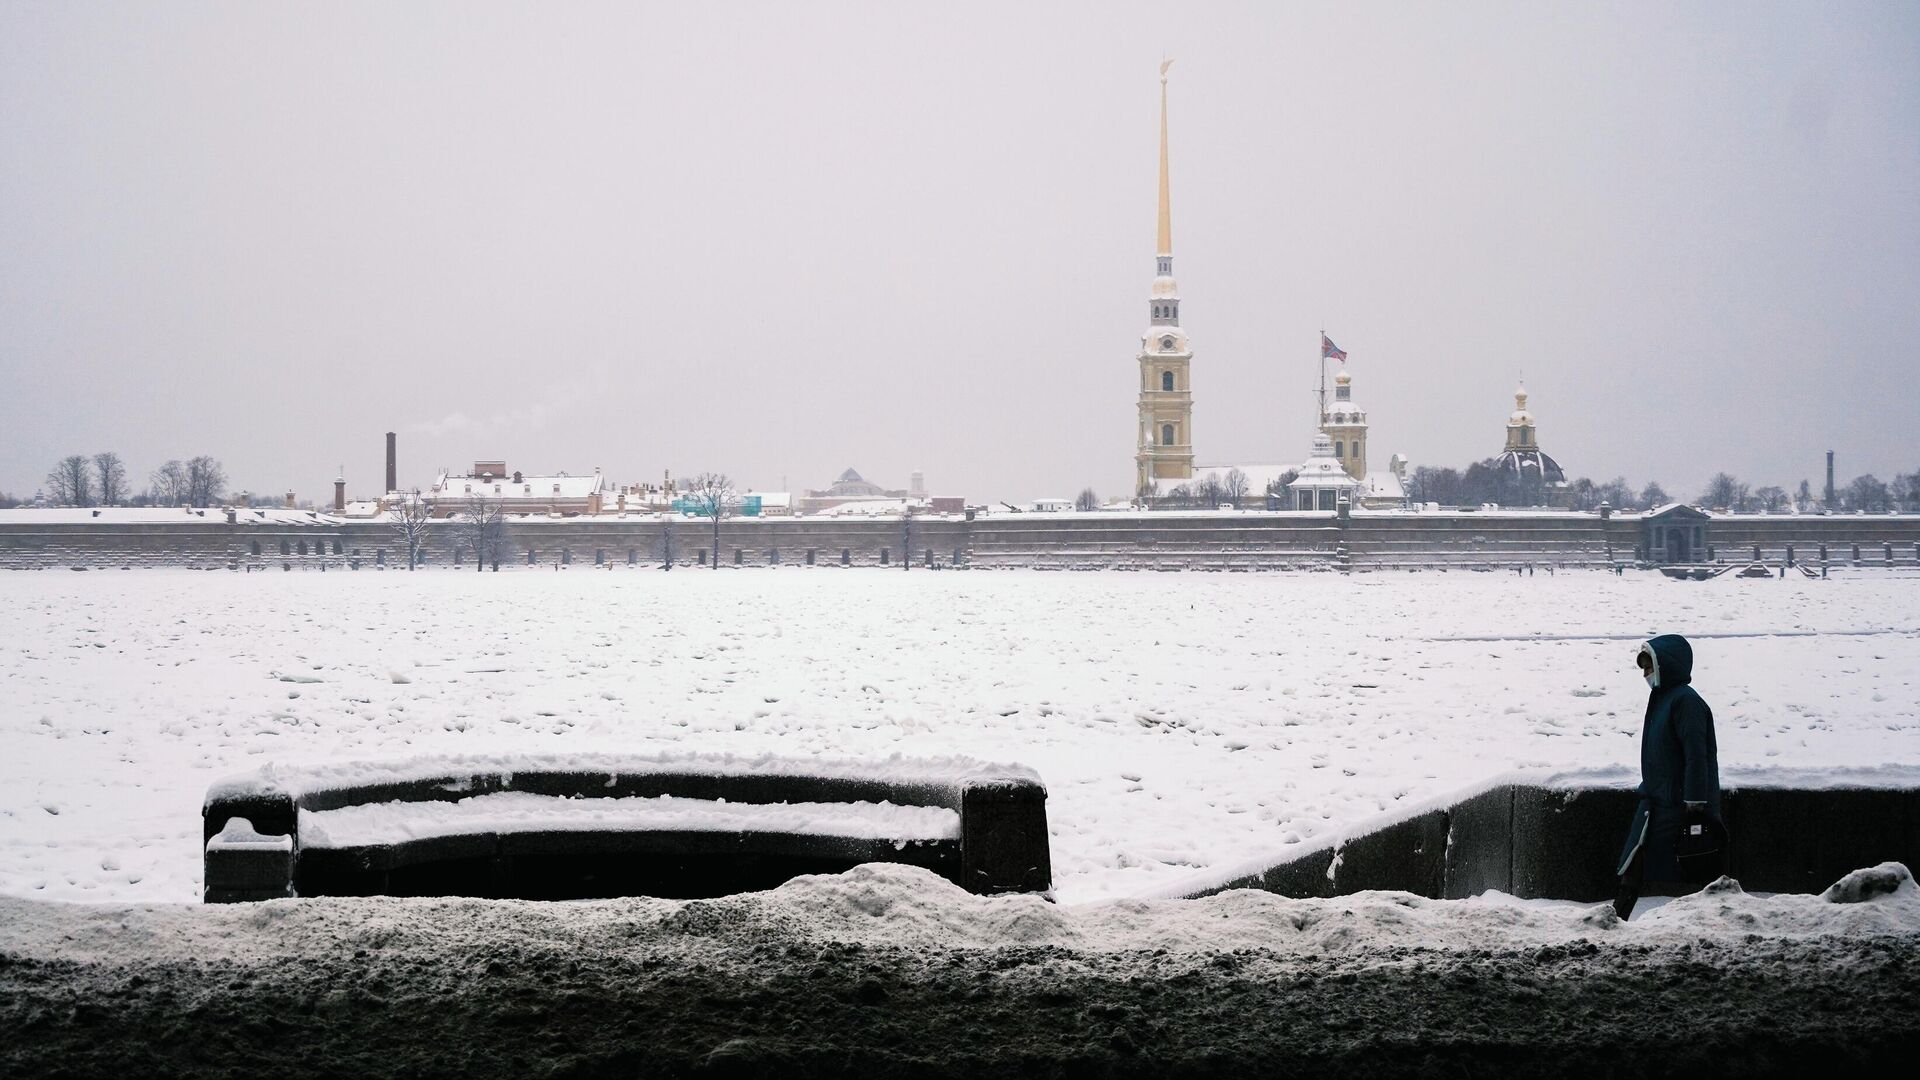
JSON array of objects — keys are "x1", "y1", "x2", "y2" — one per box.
[{"x1": 1616, "y1": 634, "x2": 1721, "y2": 880}]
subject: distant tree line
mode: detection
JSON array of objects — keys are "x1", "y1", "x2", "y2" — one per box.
[
  {"x1": 1404, "y1": 459, "x2": 1920, "y2": 513},
  {"x1": 32, "y1": 453, "x2": 228, "y2": 508},
  {"x1": 1691, "y1": 469, "x2": 1920, "y2": 513}
]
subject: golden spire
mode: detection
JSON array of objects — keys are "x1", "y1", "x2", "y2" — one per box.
[{"x1": 1157, "y1": 59, "x2": 1173, "y2": 257}]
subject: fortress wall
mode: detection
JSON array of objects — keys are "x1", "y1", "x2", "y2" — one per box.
[
  {"x1": 1706, "y1": 516, "x2": 1920, "y2": 566},
  {"x1": 5, "y1": 512, "x2": 1919, "y2": 571}
]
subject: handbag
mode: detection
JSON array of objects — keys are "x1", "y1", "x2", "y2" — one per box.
[{"x1": 1674, "y1": 810, "x2": 1729, "y2": 884}]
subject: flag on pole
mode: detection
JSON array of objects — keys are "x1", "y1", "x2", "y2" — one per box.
[{"x1": 1321, "y1": 333, "x2": 1347, "y2": 362}]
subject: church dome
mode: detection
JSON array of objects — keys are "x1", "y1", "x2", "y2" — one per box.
[{"x1": 1495, "y1": 448, "x2": 1567, "y2": 487}]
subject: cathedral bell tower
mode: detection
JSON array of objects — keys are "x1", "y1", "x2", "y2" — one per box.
[{"x1": 1135, "y1": 60, "x2": 1194, "y2": 496}]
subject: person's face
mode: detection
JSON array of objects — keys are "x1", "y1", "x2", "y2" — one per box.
[{"x1": 1636, "y1": 649, "x2": 1656, "y2": 687}]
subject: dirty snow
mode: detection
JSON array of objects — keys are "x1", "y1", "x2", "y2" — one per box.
[{"x1": 2, "y1": 568, "x2": 1916, "y2": 903}]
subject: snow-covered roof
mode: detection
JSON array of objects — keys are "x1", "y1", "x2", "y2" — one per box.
[
  {"x1": 809, "y1": 497, "x2": 923, "y2": 517},
  {"x1": 0, "y1": 507, "x2": 341, "y2": 526},
  {"x1": 1190, "y1": 463, "x2": 1300, "y2": 495},
  {"x1": 429, "y1": 471, "x2": 603, "y2": 501},
  {"x1": 1361, "y1": 470, "x2": 1406, "y2": 500},
  {"x1": 1289, "y1": 435, "x2": 1360, "y2": 490}
]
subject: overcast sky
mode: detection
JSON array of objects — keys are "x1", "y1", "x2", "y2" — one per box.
[{"x1": 3, "y1": 2, "x2": 1916, "y2": 504}]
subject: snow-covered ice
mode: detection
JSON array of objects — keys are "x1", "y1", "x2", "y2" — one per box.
[{"x1": 2, "y1": 568, "x2": 1916, "y2": 904}]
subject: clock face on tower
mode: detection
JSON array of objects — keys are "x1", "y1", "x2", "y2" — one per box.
[{"x1": 1161, "y1": 336, "x2": 1175, "y2": 350}]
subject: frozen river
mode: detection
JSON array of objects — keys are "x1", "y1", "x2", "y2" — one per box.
[{"x1": 3, "y1": 567, "x2": 1916, "y2": 903}]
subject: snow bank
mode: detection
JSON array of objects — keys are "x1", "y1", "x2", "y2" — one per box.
[{"x1": 4, "y1": 861, "x2": 1916, "y2": 966}]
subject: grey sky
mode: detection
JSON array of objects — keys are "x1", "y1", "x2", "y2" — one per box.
[{"x1": 3, "y1": 2, "x2": 1916, "y2": 504}]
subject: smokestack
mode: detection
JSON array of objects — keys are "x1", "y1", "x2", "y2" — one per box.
[
  {"x1": 1825, "y1": 450, "x2": 1835, "y2": 508},
  {"x1": 334, "y1": 467, "x2": 346, "y2": 513},
  {"x1": 386, "y1": 432, "x2": 397, "y2": 494},
  {"x1": 284, "y1": 490, "x2": 296, "y2": 509}
]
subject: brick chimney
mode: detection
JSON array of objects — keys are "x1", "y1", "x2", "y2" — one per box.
[
  {"x1": 334, "y1": 468, "x2": 346, "y2": 513},
  {"x1": 386, "y1": 432, "x2": 398, "y2": 494}
]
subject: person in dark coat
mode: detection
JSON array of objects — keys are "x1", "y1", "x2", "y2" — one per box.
[{"x1": 1614, "y1": 633, "x2": 1722, "y2": 920}]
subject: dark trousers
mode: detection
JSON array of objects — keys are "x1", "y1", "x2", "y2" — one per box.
[{"x1": 1614, "y1": 848, "x2": 1646, "y2": 921}]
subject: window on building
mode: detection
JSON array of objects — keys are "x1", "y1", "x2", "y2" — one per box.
[
  {"x1": 562, "y1": 548, "x2": 572, "y2": 564},
  {"x1": 807, "y1": 549, "x2": 816, "y2": 565},
  {"x1": 332, "y1": 540, "x2": 342, "y2": 555},
  {"x1": 1319, "y1": 489, "x2": 1337, "y2": 511},
  {"x1": 1161, "y1": 424, "x2": 1175, "y2": 446},
  {"x1": 1335, "y1": 441, "x2": 1344, "y2": 458},
  {"x1": 841, "y1": 548, "x2": 851, "y2": 566},
  {"x1": 1297, "y1": 490, "x2": 1313, "y2": 511},
  {"x1": 628, "y1": 548, "x2": 637, "y2": 565},
  {"x1": 1161, "y1": 371, "x2": 1174, "y2": 392},
  {"x1": 733, "y1": 548, "x2": 743, "y2": 565},
  {"x1": 595, "y1": 549, "x2": 605, "y2": 565},
  {"x1": 527, "y1": 549, "x2": 536, "y2": 565},
  {"x1": 769, "y1": 549, "x2": 779, "y2": 565},
  {"x1": 698, "y1": 549, "x2": 707, "y2": 565},
  {"x1": 250, "y1": 540, "x2": 261, "y2": 556},
  {"x1": 880, "y1": 548, "x2": 890, "y2": 565},
  {"x1": 280, "y1": 539, "x2": 290, "y2": 556}
]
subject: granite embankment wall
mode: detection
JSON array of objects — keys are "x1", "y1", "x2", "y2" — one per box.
[
  {"x1": 1180, "y1": 779, "x2": 1920, "y2": 902},
  {"x1": 3, "y1": 511, "x2": 1919, "y2": 570}
]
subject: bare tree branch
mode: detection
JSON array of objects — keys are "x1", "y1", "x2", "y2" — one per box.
[
  {"x1": 685, "y1": 473, "x2": 735, "y2": 570},
  {"x1": 45, "y1": 455, "x2": 92, "y2": 507},
  {"x1": 389, "y1": 490, "x2": 433, "y2": 570}
]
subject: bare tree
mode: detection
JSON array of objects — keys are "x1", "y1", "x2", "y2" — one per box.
[
  {"x1": 149, "y1": 460, "x2": 189, "y2": 506},
  {"x1": 45, "y1": 455, "x2": 93, "y2": 506},
  {"x1": 389, "y1": 491, "x2": 433, "y2": 570},
  {"x1": 1897, "y1": 471, "x2": 1920, "y2": 512},
  {"x1": 1197, "y1": 473, "x2": 1226, "y2": 509},
  {"x1": 1223, "y1": 468, "x2": 1250, "y2": 506},
  {"x1": 1593, "y1": 476, "x2": 1634, "y2": 510},
  {"x1": 184, "y1": 456, "x2": 227, "y2": 506},
  {"x1": 1753, "y1": 485, "x2": 1788, "y2": 511},
  {"x1": 1701, "y1": 473, "x2": 1746, "y2": 510},
  {"x1": 1074, "y1": 487, "x2": 1099, "y2": 512},
  {"x1": 1844, "y1": 474, "x2": 1892, "y2": 512},
  {"x1": 1640, "y1": 481, "x2": 1671, "y2": 509},
  {"x1": 91, "y1": 452, "x2": 129, "y2": 505},
  {"x1": 684, "y1": 472, "x2": 735, "y2": 569},
  {"x1": 456, "y1": 494, "x2": 508, "y2": 571}
]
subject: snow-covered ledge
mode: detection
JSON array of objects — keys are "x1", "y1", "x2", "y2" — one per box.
[
  {"x1": 202, "y1": 752, "x2": 1051, "y2": 903},
  {"x1": 1144, "y1": 764, "x2": 1920, "y2": 903}
]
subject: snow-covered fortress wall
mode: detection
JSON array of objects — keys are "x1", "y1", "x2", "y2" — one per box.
[{"x1": 3, "y1": 508, "x2": 1919, "y2": 571}]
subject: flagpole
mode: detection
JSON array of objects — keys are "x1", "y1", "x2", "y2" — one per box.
[{"x1": 1317, "y1": 330, "x2": 1328, "y2": 425}]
